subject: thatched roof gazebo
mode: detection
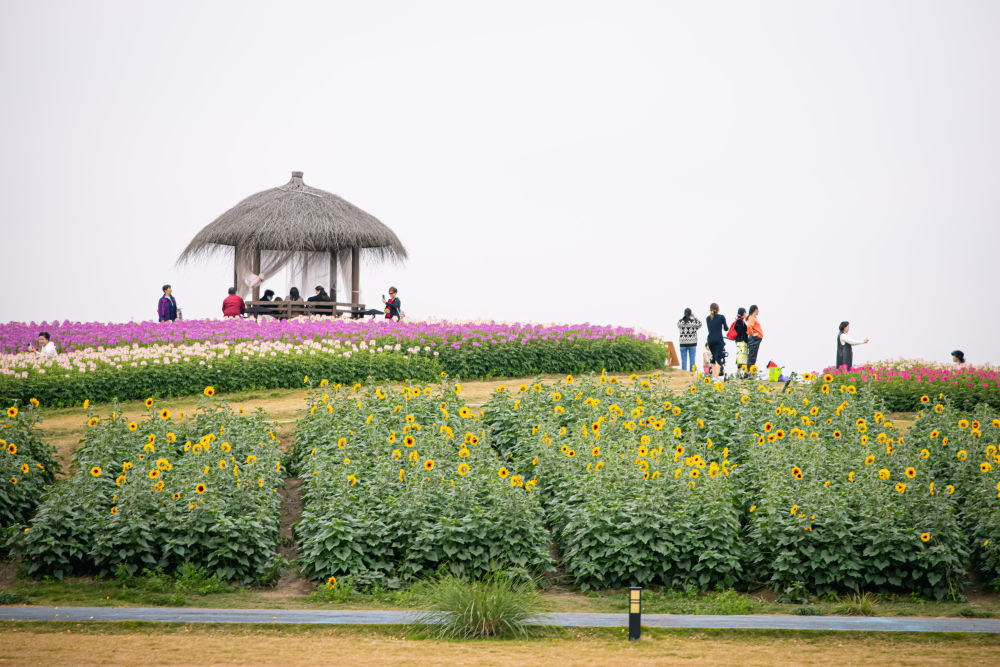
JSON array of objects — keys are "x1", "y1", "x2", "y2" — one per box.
[{"x1": 178, "y1": 171, "x2": 406, "y2": 309}]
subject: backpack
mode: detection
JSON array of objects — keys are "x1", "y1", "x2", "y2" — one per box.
[{"x1": 726, "y1": 320, "x2": 738, "y2": 341}]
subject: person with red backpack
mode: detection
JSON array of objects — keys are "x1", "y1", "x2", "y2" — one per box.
[{"x1": 730, "y1": 308, "x2": 749, "y2": 378}]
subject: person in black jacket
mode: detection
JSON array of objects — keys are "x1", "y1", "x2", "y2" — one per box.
[
  {"x1": 705, "y1": 303, "x2": 728, "y2": 379},
  {"x1": 382, "y1": 287, "x2": 403, "y2": 321},
  {"x1": 307, "y1": 285, "x2": 334, "y2": 315},
  {"x1": 308, "y1": 285, "x2": 331, "y2": 302},
  {"x1": 733, "y1": 307, "x2": 749, "y2": 378}
]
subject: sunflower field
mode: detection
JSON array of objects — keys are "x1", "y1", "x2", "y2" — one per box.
[
  {"x1": 0, "y1": 401, "x2": 60, "y2": 528},
  {"x1": 8, "y1": 392, "x2": 285, "y2": 584},
  {"x1": 481, "y1": 372, "x2": 1000, "y2": 599},
  {"x1": 5, "y1": 369, "x2": 999, "y2": 600},
  {"x1": 293, "y1": 380, "x2": 552, "y2": 589}
]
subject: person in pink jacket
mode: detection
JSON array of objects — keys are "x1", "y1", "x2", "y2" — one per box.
[{"x1": 222, "y1": 287, "x2": 246, "y2": 318}]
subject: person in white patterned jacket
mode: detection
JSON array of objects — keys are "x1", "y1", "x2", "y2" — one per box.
[{"x1": 676, "y1": 308, "x2": 702, "y2": 372}]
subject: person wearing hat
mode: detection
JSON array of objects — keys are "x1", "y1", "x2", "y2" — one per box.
[{"x1": 158, "y1": 284, "x2": 178, "y2": 322}]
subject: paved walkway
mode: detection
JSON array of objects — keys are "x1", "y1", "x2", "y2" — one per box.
[{"x1": 3, "y1": 606, "x2": 999, "y2": 633}]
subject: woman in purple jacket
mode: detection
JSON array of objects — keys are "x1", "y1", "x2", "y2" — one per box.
[{"x1": 158, "y1": 284, "x2": 178, "y2": 322}]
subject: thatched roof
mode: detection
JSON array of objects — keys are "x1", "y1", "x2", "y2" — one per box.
[{"x1": 178, "y1": 171, "x2": 406, "y2": 262}]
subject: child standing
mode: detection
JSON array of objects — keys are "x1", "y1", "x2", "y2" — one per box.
[{"x1": 702, "y1": 343, "x2": 712, "y2": 375}]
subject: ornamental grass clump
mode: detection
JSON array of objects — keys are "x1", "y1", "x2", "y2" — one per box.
[{"x1": 416, "y1": 572, "x2": 543, "y2": 639}]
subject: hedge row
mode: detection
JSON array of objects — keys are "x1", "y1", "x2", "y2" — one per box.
[{"x1": 0, "y1": 337, "x2": 666, "y2": 407}]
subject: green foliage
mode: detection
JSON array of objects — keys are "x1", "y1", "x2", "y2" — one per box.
[
  {"x1": 415, "y1": 571, "x2": 543, "y2": 639},
  {"x1": 1, "y1": 351, "x2": 441, "y2": 408},
  {"x1": 0, "y1": 590, "x2": 31, "y2": 604},
  {"x1": 114, "y1": 564, "x2": 235, "y2": 596},
  {"x1": 0, "y1": 401, "x2": 61, "y2": 529},
  {"x1": 793, "y1": 604, "x2": 824, "y2": 615}
]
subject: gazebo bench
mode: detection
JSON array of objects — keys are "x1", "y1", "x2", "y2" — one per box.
[{"x1": 243, "y1": 300, "x2": 374, "y2": 319}]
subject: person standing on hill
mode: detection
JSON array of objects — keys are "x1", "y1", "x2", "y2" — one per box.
[
  {"x1": 733, "y1": 307, "x2": 749, "y2": 378},
  {"x1": 705, "y1": 303, "x2": 728, "y2": 379},
  {"x1": 158, "y1": 284, "x2": 178, "y2": 322},
  {"x1": 383, "y1": 287, "x2": 404, "y2": 321},
  {"x1": 745, "y1": 305, "x2": 763, "y2": 371},
  {"x1": 676, "y1": 308, "x2": 702, "y2": 372},
  {"x1": 222, "y1": 287, "x2": 246, "y2": 318},
  {"x1": 836, "y1": 321, "x2": 869, "y2": 370}
]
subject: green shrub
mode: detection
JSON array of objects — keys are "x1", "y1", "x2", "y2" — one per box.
[{"x1": 0, "y1": 401, "x2": 61, "y2": 529}]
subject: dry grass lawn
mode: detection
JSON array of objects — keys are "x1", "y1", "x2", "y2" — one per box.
[{"x1": 1, "y1": 626, "x2": 999, "y2": 666}]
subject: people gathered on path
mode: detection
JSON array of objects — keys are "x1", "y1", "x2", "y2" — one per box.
[
  {"x1": 836, "y1": 321, "x2": 869, "y2": 370},
  {"x1": 676, "y1": 308, "x2": 702, "y2": 372}
]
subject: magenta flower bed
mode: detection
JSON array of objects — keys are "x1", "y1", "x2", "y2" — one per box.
[
  {"x1": 821, "y1": 360, "x2": 1000, "y2": 411},
  {"x1": 0, "y1": 318, "x2": 657, "y2": 355}
]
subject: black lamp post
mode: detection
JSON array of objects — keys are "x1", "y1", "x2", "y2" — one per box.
[{"x1": 628, "y1": 586, "x2": 642, "y2": 641}]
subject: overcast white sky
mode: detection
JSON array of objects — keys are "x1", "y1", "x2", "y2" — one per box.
[{"x1": 1, "y1": 1, "x2": 997, "y2": 373}]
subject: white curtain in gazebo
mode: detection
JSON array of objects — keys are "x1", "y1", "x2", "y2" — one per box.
[{"x1": 234, "y1": 248, "x2": 354, "y2": 301}]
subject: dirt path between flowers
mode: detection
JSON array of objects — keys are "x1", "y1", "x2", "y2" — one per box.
[
  {"x1": 1, "y1": 625, "x2": 998, "y2": 666},
  {"x1": 267, "y1": 473, "x2": 313, "y2": 597}
]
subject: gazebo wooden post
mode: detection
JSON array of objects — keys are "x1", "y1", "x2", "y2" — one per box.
[
  {"x1": 251, "y1": 246, "x2": 261, "y2": 302},
  {"x1": 351, "y1": 245, "x2": 360, "y2": 315},
  {"x1": 329, "y1": 251, "x2": 338, "y2": 303},
  {"x1": 233, "y1": 244, "x2": 240, "y2": 291}
]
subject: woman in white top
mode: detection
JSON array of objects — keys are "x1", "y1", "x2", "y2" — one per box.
[{"x1": 836, "y1": 321, "x2": 869, "y2": 370}]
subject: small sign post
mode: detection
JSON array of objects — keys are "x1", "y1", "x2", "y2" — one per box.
[{"x1": 628, "y1": 586, "x2": 641, "y2": 641}]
